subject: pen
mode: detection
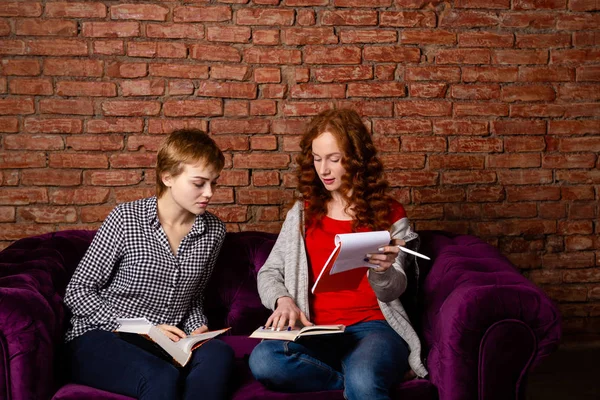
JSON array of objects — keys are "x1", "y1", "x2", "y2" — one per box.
[
  {"x1": 377, "y1": 245, "x2": 431, "y2": 260},
  {"x1": 397, "y1": 246, "x2": 430, "y2": 260}
]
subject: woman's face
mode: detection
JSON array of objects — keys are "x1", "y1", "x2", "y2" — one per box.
[
  {"x1": 162, "y1": 161, "x2": 220, "y2": 215},
  {"x1": 311, "y1": 131, "x2": 346, "y2": 194}
]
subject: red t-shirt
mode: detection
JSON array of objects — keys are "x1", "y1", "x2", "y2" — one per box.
[{"x1": 305, "y1": 200, "x2": 406, "y2": 326}]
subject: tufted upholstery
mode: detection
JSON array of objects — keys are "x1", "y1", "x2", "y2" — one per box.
[{"x1": 0, "y1": 229, "x2": 560, "y2": 400}]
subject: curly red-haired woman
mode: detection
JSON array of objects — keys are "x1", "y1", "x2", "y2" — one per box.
[{"x1": 249, "y1": 109, "x2": 428, "y2": 400}]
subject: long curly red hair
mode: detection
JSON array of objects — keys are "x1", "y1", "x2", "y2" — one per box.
[{"x1": 296, "y1": 109, "x2": 392, "y2": 232}]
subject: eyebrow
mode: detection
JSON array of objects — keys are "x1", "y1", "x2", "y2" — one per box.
[
  {"x1": 312, "y1": 152, "x2": 342, "y2": 157},
  {"x1": 190, "y1": 175, "x2": 220, "y2": 180}
]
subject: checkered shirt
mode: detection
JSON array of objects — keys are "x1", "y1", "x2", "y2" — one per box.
[{"x1": 64, "y1": 196, "x2": 226, "y2": 342}]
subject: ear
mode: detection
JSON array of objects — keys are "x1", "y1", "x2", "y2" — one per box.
[{"x1": 161, "y1": 172, "x2": 173, "y2": 188}]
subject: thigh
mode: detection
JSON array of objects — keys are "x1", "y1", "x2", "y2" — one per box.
[
  {"x1": 342, "y1": 321, "x2": 410, "y2": 380},
  {"x1": 67, "y1": 330, "x2": 180, "y2": 398},
  {"x1": 183, "y1": 339, "x2": 234, "y2": 400}
]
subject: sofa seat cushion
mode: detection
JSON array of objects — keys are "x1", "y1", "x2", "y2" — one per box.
[{"x1": 52, "y1": 384, "x2": 134, "y2": 400}]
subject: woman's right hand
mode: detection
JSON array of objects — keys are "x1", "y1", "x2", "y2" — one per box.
[
  {"x1": 266, "y1": 296, "x2": 313, "y2": 331},
  {"x1": 157, "y1": 324, "x2": 187, "y2": 342}
]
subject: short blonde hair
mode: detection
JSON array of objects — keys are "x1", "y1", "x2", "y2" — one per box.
[{"x1": 156, "y1": 129, "x2": 225, "y2": 198}]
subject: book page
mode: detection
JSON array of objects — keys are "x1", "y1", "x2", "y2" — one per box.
[
  {"x1": 329, "y1": 231, "x2": 391, "y2": 274},
  {"x1": 175, "y1": 328, "x2": 230, "y2": 353},
  {"x1": 299, "y1": 325, "x2": 345, "y2": 335}
]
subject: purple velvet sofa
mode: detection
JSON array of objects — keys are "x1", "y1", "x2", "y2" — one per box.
[{"x1": 0, "y1": 229, "x2": 561, "y2": 400}]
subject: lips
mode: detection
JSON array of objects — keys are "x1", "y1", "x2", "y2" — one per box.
[{"x1": 322, "y1": 178, "x2": 335, "y2": 185}]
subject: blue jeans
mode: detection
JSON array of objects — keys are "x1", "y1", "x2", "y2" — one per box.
[
  {"x1": 67, "y1": 329, "x2": 234, "y2": 400},
  {"x1": 249, "y1": 320, "x2": 410, "y2": 400}
]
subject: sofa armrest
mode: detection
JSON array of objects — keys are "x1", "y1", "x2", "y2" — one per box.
[
  {"x1": 418, "y1": 232, "x2": 561, "y2": 400},
  {"x1": 0, "y1": 230, "x2": 95, "y2": 400}
]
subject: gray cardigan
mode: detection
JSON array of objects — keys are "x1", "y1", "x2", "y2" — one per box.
[{"x1": 257, "y1": 201, "x2": 429, "y2": 378}]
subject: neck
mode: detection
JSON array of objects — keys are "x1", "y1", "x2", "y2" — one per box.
[{"x1": 156, "y1": 195, "x2": 195, "y2": 227}]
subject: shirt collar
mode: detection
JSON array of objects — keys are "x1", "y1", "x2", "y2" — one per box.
[{"x1": 147, "y1": 196, "x2": 206, "y2": 236}]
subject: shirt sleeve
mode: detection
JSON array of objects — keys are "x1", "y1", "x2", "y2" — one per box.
[
  {"x1": 181, "y1": 224, "x2": 226, "y2": 334},
  {"x1": 63, "y1": 205, "x2": 125, "y2": 326}
]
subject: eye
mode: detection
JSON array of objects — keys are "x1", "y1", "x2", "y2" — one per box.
[
  {"x1": 330, "y1": 158, "x2": 340, "y2": 163},
  {"x1": 313, "y1": 158, "x2": 322, "y2": 163}
]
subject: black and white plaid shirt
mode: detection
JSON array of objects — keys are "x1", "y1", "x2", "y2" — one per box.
[{"x1": 64, "y1": 196, "x2": 226, "y2": 342}]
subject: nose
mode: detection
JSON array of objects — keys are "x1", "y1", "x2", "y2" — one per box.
[
  {"x1": 319, "y1": 160, "x2": 329, "y2": 176},
  {"x1": 203, "y1": 185, "x2": 213, "y2": 199}
]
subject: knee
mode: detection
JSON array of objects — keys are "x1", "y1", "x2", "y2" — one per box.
[
  {"x1": 248, "y1": 342, "x2": 283, "y2": 382},
  {"x1": 201, "y1": 339, "x2": 235, "y2": 370},
  {"x1": 344, "y1": 369, "x2": 384, "y2": 399},
  {"x1": 139, "y1": 362, "x2": 179, "y2": 396}
]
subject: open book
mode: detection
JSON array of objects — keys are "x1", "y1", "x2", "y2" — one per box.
[
  {"x1": 115, "y1": 318, "x2": 229, "y2": 367},
  {"x1": 249, "y1": 324, "x2": 345, "y2": 341},
  {"x1": 311, "y1": 230, "x2": 392, "y2": 294}
]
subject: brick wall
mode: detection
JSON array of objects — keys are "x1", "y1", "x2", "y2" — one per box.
[{"x1": 0, "y1": 1, "x2": 598, "y2": 338}]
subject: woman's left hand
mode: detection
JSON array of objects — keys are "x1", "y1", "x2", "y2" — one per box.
[
  {"x1": 191, "y1": 325, "x2": 209, "y2": 335},
  {"x1": 367, "y1": 240, "x2": 405, "y2": 273}
]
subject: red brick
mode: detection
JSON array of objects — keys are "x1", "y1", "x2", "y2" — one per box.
[
  {"x1": 111, "y1": 4, "x2": 168, "y2": 21},
  {"x1": 401, "y1": 137, "x2": 447, "y2": 152},
  {"x1": 282, "y1": 28, "x2": 338, "y2": 45},
  {"x1": 101, "y1": 101, "x2": 160, "y2": 117},
  {"x1": 49, "y1": 153, "x2": 108, "y2": 169},
  {"x1": 23, "y1": 118, "x2": 80, "y2": 134},
  {"x1": 213, "y1": 136, "x2": 249, "y2": 151},
  {"x1": 429, "y1": 154, "x2": 485, "y2": 169},
  {"x1": 451, "y1": 84, "x2": 500, "y2": 100},
  {"x1": 562, "y1": 186, "x2": 596, "y2": 201},
  {"x1": 211, "y1": 65, "x2": 250, "y2": 81},
  {"x1": 44, "y1": 58, "x2": 103, "y2": 77},
  {"x1": 375, "y1": 65, "x2": 397, "y2": 81},
  {"x1": 436, "y1": 48, "x2": 490, "y2": 64},
  {"x1": 168, "y1": 80, "x2": 194, "y2": 95},
  {"x1": 84, "y1": 170, "x2": 143, "y2": 186},
  {"x1": 250, "y1": 100, "x2": 277, "y2": 116},
  {"x1": 449, "y1": 138, "x2": 503, "y2": 153},
  {"x1": 492, "y1": 49, "x2": 548, "y2": 65},
  {"x1": 363, "y1": 47, "x2": 421, "y2": 63},
  {"x1": 549, "y1": 120, "x2": 600, "y2": 135},
  {"x1": 254, "y1": 68, "x2": 281, "y2": 83},
  {"x1": 45, "y1": 2, "x2": 107, "y2": 18},
  {"x1": 127, "y1": 42, "x2": 187, "y2": 58},
  {"x1": 0, "y1": 2, "x2": 42, "y2": 17},
  {"x1": 1, "y1": 59, "x2": 39, "y2": 76},
  {"x1": 112, "y1": 188, "x2": 153, "y2": 204},
  {"x1": 297, "y1": 9, "x2": 316, "y2": 25},
  {"x1": 211, "y1": 205, "x2": 249, "y2": 223},
  {"x1": 474, "y1": 219, "x2": 556, "y2": 237},
  {"x1": 224, "y1": 101, "x2": 249, "y2": 117},
  {"x1": 0, "y1": 40, "x2": 26, "y2": 55},
  {"x1": 173, "y1": 6, "x2": 231, "y2": 22},
  {"x1": 413, "y1": 188, "x2": 466, "y2": 203},
  {"x1": 82, "y1": 22, "x2": 139, "y2": 37},
  {"x1": 120, "y1": 79, "x2": 165, "y2": 97},
  {"x1": 197, "y1": 81, "x2": 256, "y2": 99},
  {"x1": 455, "y1": 0, "x2": 510, "y2": 8},
  {"x1": 463, "y1": 66, "x2": 518, "y2": 82},
  {"x1": 9, "y1": 78, "x2": 52, "y2": 95},
  {"x1": 207, "y1": 26, "x2": 251, "y2": 43},
  {"x1": 66, "y1": 135, "x2": 123, "y2": 151},
  {"x1": 334, "y1": 0, "x2": 392, "y2": 6},
  {"x1": 442, "y1": 171, "x2": 497, "y2": 185},
  {"x1": 252, "y1": 171, "x2": 280, "y2": 186},
  {"x1": 439, "y1": 10, "x2": 500, "y2": 27},
  {"x1": 492, "y1": 120, "x2": 547, "y2": 135},
  {"x1": 0, "y1": 97, "x2": 34, "y2": 115},
  {"x1": 498, "y1": 170, "x2": 553, "y2": 185},
  {"x1": 250, "y1": 136, "x2": 277, "y2": 150},
  {"x1": 93, "y1": 40, "x2": 124, "y2": 55},
  {"x1": 385, "y1": 171, "x2": 438, "y2": 186},
  {"x1": 16, "y1": 19, "x2": 77, "y2": 36},
  {"x1": 56, "y1": 81, "x2": 116, "y2": 97},
  {"x1": 109, "y1": 154, "x2": 156, "y2": 168},
  {"x1": 558, "y1": 84, "x2": 600, "y2": 101},
  {"x1": 321, "y1": 10, "x2": 377, "y2": 25},
  {"x1": 551, "y1": 49, "x2": 600, "y2": 65},
  {"x1": 488, "y1": 154, "x2": 540, "y2": 168},
  {"x1": 244, "y1": 48, "x2": 301, "y2": 64},
  {"x1": 433, "y1": 119, "x2": 488, "y2": 135},
  {"x1": 39, "y1": 99, "x2": 92, "y2": 115},
  {"x1": 380, "y1": 11, "x2": 436, "y2": 27},
  {"x1": 163, "y1": 100, "x2": 223, "y2": 117},
  {"x1": 454, "y1": 103, "x2": 509, "y2": 117},
  {"x1": 569, "y1": 0, "x2": 599, "y2": 11},
  {"x1": 304, "y1": 46, "x2": 361, "y2": 64},
  {"x1": 543, "y1": 154, "x2": 597, "y2": 169},
  {"x1": 558, "y1": 13, "x2": 600, "y2": 30},
  {"x1": 312, "y1": 66, "x2": 371, "y2": 83},
  {"x1": 127, "y1": 136, "x2": 164, "y2": 152},
  {"x1": 340, "y1": 29, "x2": 397, "y2": 44},
  {"x1": 0, "y1": 224, "x2": 56, "y2": 241},
  {"x1": 0, "y1": 188, "x2": 47, "y2": 205},
  {"x1": 146, "y1": 23, "x2": 204, "y2": 39},
  {"x1": 519, "y1": 66, "x2": 575, "y2": 82},
  {"x1": 18, "y1": 206, "x2": 77, "y2": 223},
  {"x1": 86, "y1": 118, "x2": 143, "y2": 134},
  {"x1": 237, "y1": 188, "x2": 294, "y2": 205},
  {"x1": 236, "y1": 8, "x2": 294, "y2": 25},
  {"x1": 516, "y1": 33, "x2": 571, "y2": 49},
  {"x1": 577, "y1": 66, "x2": 600, "y2": 82},
  {"x1": 467, "y1": 186, "x2": 505, "y2": 202},
  {"x1": 405, "y1": 66, "x2": 461, "y2": 82},
  {"x1": 290, "y1": 84, "x2": 345, "y2": 99},
  {"x1": 80, "y1": 205, "x2": 114, "y2": 223},
  {"x1": 374, "y1": 119, "x2": 431, "y2": 134},
  {"x1": 107, "y1": 62, "x2": 147, "y2": 78},
  {"x1": 282, "y1": 101, "x2": 332, "y2": 116},
  {"x1": 396, "y1": 101, "x2": 452, "y2": 116},
  {"x1": 147, "y1": 119, "x2": 208, "y2": 135},
  {"x1": 210, "y1": 119, "x2": 270, "y2": 134},
  {"x1": 558, "y1": 138, "x2": 600, "y2": 153},
  {"x1": 380, "y1": 154, "x2": 425, "y2": 169},
  {"x1": 506, "y1": 186, "x2": 561, "y2": 202},
  {"x1": 4, "y1": 134, "x2": 64, "y2": 151},
  {"x1": 271, "y1": 119, "x2": 307, "y2": 135},
  {"x1": 233, "y1": 153, "x2": 290, "y2": 169},
  {"x1": 501, "y1": 84, "x2": 556, "y2": 102},
  {"x1": 149, "y1": 63, "x2": 208, "y2": 79},
  {"x1": 22, "y1": 169, "x2": 81, "y2": 186},
  {"x1": 569, "y1": 202, "x2": 597, "y2": 219},
  {"x1": 252, "y1": 29, "x2": 280, "y2": 45},
  {"x1": 0, "y1": 207, "x2": 15, "y2": 223},
  {"x1": 505, "y1": 136, "x2": 546, "y2": 152},
  {"x1": 285, "y1": 0, "x2": 328, "y2": 6},
  {"x1": 0, "y1": 117, "x2": 19, "y2": 133},
  {"x1": 401, "y1": 30, "x2": 456, "y2": 45}
]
